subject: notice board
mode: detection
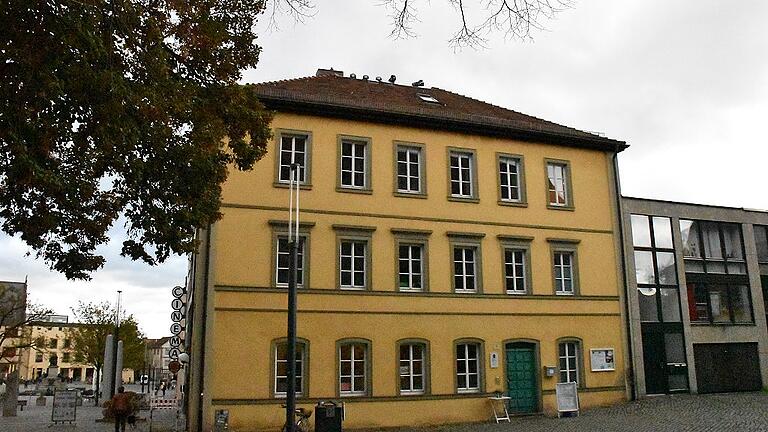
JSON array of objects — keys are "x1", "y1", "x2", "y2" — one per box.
[{"x1": 52, "y1": 389, "x2": 78, "y2": 423}]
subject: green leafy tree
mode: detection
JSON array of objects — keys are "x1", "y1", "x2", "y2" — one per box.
[
  {"x1": 67, "y1": 301, "x2": 146, "y2": 404},
  {"x1": 0, "y1": 1, "x2": 273, "y2": 280}
]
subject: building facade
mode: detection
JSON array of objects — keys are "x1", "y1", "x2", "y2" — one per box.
[
  {"x1": 186, "y1": 69, "x2": 630, "y2": 430},
  {"x1": 18, "y1": 321, "x2": 95, "y2": 383},
  {"x1": 622, "y1": 197, "x2": 768, "y2": 396}
]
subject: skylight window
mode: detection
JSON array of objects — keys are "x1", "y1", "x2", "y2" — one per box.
[{"x1": 417, "y1": 93, "x2": 440, "y2": 104}]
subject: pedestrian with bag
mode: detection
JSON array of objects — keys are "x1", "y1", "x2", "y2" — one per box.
[{"x1": 111, "y1": 386, "x2": 132, "y2": 432}]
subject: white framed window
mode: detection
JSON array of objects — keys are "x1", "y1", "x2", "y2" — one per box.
[
  {"x1": 456, "y1": 343, "x2": 480, "y2": 393},
  {"x1": 558, "y1": 341, "x2": 579, "y2": 384},
  {"x1": 398, "y1": 244, "x2": 424, "y2": 291},
  {"x1": 339, "y1": 342, "x2": 368, "y2": 396},
  {"x1": 278, "y1": 134, "x2": 308, "y2": 184},
  {"x1": 399, "y1": 343, "x2": 425, "y2": 394},
  {"x1": 449, "y1": 151, "x2": 474, "y2": 198},
  {"x1": 340, "y1": 139, "x2": 367, "y2": 189},
  {"x1": 547, "y1": 162, "x2": 569, "y2": 206},
  {"x1": 396, "y1": 145, "x2": 422, "y2": 194},
  {"x1": 554, "y1": 251, "x2": 574, "y2": 295},
  {"x1": 504, "y1": 248, "x2": 527, "y2": 294},
  {"x1": 340, "y1": 240, "x2": 367, "y2": 290},
  {"x1": 498, "y1": 156, "x2": 521, "y2": 202},
  {"x1": 276, "y1": 236, "x2": 305, "y2": 287},
  {"x1": 453, "y1": 246, "x2": 477, "y2": 293},
  {"x1": 274, "y1": 342, "x2": 305, "y2": 397}
]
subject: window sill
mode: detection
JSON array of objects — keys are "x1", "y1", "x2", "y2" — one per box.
[
  {"x1": 399, "y1": 288, "x2": 426, "y2": 293},
  {"x1": 506, "y1": 291, "x2": 528, "y2": 295},
  {"x1": 555, "y1": 291, "x2": 575, "y2": 296},
  {"x1": 339, "y1": 286, "x2": 367, "y2": 291},
  {"x1": 689, "y1": 321, "x2": 755, "y2": 327},
  {"x1": 394, "y1": 191, "x2": 428, "y2": 199},
  {"x1": 498, "y1": 200, "x2": 528, "y2": 208},
  {"x1": 547, "y1": 204, "x2": 575, "y2": 212},
  {"x1": 274, "y1": 182, "x2": 312, "y2": 190},
  {"x1": 339, "y1": 393, "x2": 368, "y2": 398},
  {"x1": 457, "y1": 389, "x2": 480, "y2": 394},
  {"x1": 454, "y1": 290, "x2": 480, "y2": 295},
  {"x1": 336, "y1": 187, "x2": 373, "y2": 195},
  {"x1": 448, "y1": 196, "x2": 480, "y2": 204}
]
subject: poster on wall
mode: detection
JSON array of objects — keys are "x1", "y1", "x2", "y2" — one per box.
[{"x1": 590, "y1": 348, "x2": 616, "y2": 371}]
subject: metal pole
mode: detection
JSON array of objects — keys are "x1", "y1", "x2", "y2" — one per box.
[
  {"x1": 285, "y1": 163, "x2": 300, "y2": 432},
  {"x1": 110, "y1": 290, "x2": 122, "y2": 398}
]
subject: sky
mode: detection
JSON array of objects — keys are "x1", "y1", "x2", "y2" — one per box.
[{"x1": 1, "y1": 1, "x2": 767, "y2": 337}]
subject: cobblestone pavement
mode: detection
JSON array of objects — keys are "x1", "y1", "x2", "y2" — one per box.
[
  {"x1": 366, "y1": 392, "x2": 768, "y2": 432},
  {"x1": 0, "y1": 394, "x2": 179, "y2": 432}
]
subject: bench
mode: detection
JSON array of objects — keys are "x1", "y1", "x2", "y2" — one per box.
[{"x1": 17, "y1": 399, "x2": 28, "y2": 411}]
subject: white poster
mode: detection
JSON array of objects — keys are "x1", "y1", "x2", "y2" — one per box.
[{"x1": 590, "y1": 348, "x2": 616, "y2": 371}]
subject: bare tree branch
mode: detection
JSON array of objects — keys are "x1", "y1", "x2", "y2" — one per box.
[
  {"x1": 265, "y1": 0, "x2": 317, "y2": 33},
  {"x1": 381, "y1": 0, "x2": 420, "y2": 40}
]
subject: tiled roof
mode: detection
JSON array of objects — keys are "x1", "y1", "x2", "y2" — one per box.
[{"x1": 249, "y1": 72, "x2": 626, "y2": 152}]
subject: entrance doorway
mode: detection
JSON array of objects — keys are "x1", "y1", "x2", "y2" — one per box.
[
  {"x1": 641, "y1": 326, "x2": 688, "y2": 394},
  {"x1": 505, "y1": 342, "x2": 539, "y2": 414}
]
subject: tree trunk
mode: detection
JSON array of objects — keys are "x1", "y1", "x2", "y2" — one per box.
[
  {"x1": 1, "y1": 370, "x2": 19, "y2": 417},
  {"x1": 94, "y1": 365, "x2": 101, "y2": 406}
]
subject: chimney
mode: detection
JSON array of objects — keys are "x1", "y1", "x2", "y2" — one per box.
[{"x1": 316, "y1": 68, "x2": 343, "y2": 77}]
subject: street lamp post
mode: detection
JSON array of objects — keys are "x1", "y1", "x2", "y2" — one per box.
[
  {"x1": 110, "y1": 290, "x2": 122, "y2": 399},
  {"x1": 285, "y1": 163, "x2": 300, "y2": 432}
]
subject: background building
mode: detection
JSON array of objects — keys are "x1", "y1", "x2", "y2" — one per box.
[
  {"x1": 0, "y1": 280, "x2": 27, "y2": 380},
  {"x1": 186, "y1": 69, "x2": 630, "y2": 430},
  {"x1": 622, "y1": 197, "x2": 768, "y2": 396}
]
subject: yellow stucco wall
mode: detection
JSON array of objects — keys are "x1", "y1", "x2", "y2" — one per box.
[{"x1": 202, "y1": 113, "x2": 626, "y2": 430}]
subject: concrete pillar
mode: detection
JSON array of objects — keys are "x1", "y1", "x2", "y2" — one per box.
[
  {"x1": 102, "y1": 334, "x2": 114, "y2": 399},
  {"x1": 1, "y1": 370, "x2": 20, "y2": 417},
  {"x1": 115, "y1": 341, "x2": 124, "y2": 390}
]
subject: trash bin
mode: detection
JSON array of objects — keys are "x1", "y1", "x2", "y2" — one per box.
[{"x1": 315, "y1": 401, "x2": 343, "y2": 432}]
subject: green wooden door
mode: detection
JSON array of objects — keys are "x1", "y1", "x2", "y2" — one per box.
[{"x1": 506, "y1": 347, "x2": 538, "y2": 414}]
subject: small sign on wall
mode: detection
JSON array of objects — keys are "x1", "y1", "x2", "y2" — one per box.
[
  {"x1": 590, "y1": 348, "x2": 616, "y2": 371},
  {"x1": 490, "y1": 352, "x2": 499, "y2": 369}
]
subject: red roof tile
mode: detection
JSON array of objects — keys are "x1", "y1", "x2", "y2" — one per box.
[{"x1": 249, "y1": 73, "x2": 626, "y2": 152}]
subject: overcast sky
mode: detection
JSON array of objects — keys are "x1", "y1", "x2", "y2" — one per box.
[{"x1": 1, "y1": 1, "x2": 766, "y2": 337}]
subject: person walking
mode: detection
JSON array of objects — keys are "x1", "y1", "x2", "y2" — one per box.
[{"x1": 111, "y1": 386, "x2": 131, "y2": 432}]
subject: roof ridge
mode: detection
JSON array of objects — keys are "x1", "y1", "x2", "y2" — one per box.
[
  {"x1": 432, "y1": 86, "x2": 601, "y2": 139},
  {"x1": 248, "y1": 74, "x2": 323, "y2": 86}
]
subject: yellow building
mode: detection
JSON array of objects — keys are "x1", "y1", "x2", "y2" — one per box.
[{"x1": 185, "y1": 69, "x2": 630, "y2": 431}]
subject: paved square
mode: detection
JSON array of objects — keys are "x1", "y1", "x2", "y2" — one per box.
[{"x1": 367, "y1": 392, "x2": 768, "y2": 432}]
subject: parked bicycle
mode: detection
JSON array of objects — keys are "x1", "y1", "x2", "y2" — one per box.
[{"x1": 281, "y1": 405, "x2": 312, "y2": 432}]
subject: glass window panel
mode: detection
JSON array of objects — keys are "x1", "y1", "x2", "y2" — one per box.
[
  {"x1": 668, "y1": 373, "x2": 689, "y2": 391},
  {"x1": 638, "y1": 289, "x2": 659, "y2": 322},
  {"x1": 660, "y1": 288, "x2": 681, "y2": 322},
  {"x1": 687, "y1": 283, "x2": 709, "y2": 322},
  {"x1": 731, "y1": 285, "x2": 753, "y2": 323},
  {"x1": 664, "y1": 333, "x2": 686, "y2": 363},
  {"x1": 755, "y1": 226, "x2": 768, "y2": 263},
  {"x1": 722, "y1": 224, "x2": 744, "y2": 261},
  {"x1": 707, "y1": 262, "x2": 726, "y2": 273},
  {"x1": 709, "y1": 285, "x2": 730, "y2": 323},
  {"x1": 684, "y1": 259, "x2": 704, "y2": 273},
  {"x1": 656, "y1": 252, "x2": 677, "y2": 285},
  {"x1": 701, "y1": 222, "x2": 723, "y2": 259},
  {"x1": 634, "y1": 251, "x2": 655, "y2": 284},
  {"x1": 679, "y1": 220, "x2": 700, "y2": 258},
  {"x1": 631, "y1": 215, "x2": 652, "y2": 247},
  {"x1": 652, "y1": 217, "x2": 674, "y2": 249}
]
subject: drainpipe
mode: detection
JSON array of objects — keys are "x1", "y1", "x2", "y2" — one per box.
[
  {"x1": 613, "y1": 152, "x2": 637, "y2": 401},
  {"x1": 197, "y1": 226, "x2": 212, "y2": 431}
]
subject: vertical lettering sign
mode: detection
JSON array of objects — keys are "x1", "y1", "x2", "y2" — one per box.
[{"x1": 169, "y1": 286, "x2": 186, "y2": 360}]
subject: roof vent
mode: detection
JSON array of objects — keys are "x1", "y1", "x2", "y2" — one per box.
[
  {"x1": 350, "y1": 73, "x2": 356, "y2": 79},
  {"x1": 375, "y1": 76, "x2": 383, "y2": 82},
  {"x1": 316, "y1": 68, "x2": 343, "y2": 77},
  {"x1": 388, "y1": 75, "x2": 396, "y2": 84},
  {"x1": 417, "y1": 93, "x2": 440, "y2": 104},
  {"x1": 412, "y1": 79, "x2": 424, "y2": 87},
  {"x1": 363, "y1": 75, "x2": 369, "y2": 80}
]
